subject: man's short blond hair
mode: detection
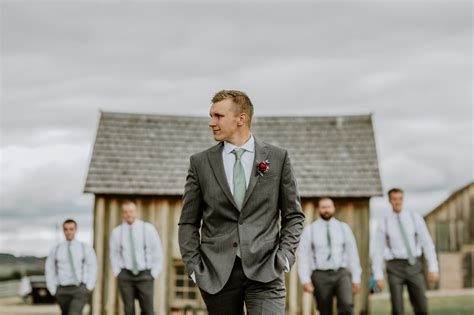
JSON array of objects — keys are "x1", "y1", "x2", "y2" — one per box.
[
  {"x1": 211, "y1": 90, "x2": 254, "y2": 126},
  {"x1": 121, "y1": 200, "x2": 136, "y2": 208}
]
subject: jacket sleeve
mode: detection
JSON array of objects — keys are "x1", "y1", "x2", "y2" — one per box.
[
  {"x1": 278, "y1": 151, "x2": 305, "y2": 267},
  {"x1": 178, "y1": 155, "x2": 204, "y2": 276}
]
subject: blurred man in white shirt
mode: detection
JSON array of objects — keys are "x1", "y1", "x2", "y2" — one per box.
[
  {"x1": 298, "y1": 198, "x2": 361, "y2": 315},
  {"x1": 45, "y1": 219, "x2": 97, "y2": 315},
  {"x1": 110, "y1": 200, "x2": 163, "y2": 315},
  {"x1": 372, "y1": 188, "x2": 439, "y2": 315}
]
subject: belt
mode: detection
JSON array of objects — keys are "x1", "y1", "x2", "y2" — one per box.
[
  {"x1": 313, "y1": 267, "x2": 345, "y2": 273},
  {"x1": 388, "y1": 257, "x2": 421, "y2": 262},
  {"x1": 59, "y1": 283, "x2": 84, "y2": 288}
]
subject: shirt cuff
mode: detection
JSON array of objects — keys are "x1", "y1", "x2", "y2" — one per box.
[
  {"x1": 374, "y1": 270, "x2": 384, "y2": 281},
  {"x1": 428, "y1": 263, "x2": 439, "y2": 273},
  {"x1": 112, "y1": 267, "x2": 121, "y2": 277},
  {"x1": 299, "y1": 274, "x2": 311, "y2": 284},
  {"x1": 190, "y1": 272, "x2": 196, "y2": 283},
  {"x1": 352, "y1": 273, "x2": 361, "y2": 284},
  {"x1": 284, "y1": 257, "x2": 290, "y2": 272}
]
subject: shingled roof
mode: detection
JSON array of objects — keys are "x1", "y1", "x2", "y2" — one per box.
[{"x1": 84, "y1": 112, "x2": 383, "y2": 197}]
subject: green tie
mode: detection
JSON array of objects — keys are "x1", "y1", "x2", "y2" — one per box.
[
  {"x1": 232, "y1": 149, "x2": 246, "y2": 258},
  {"x1": 67, "y1": 242, "x2": 80, "y2": 285},
  {"x1": 326, "y1": 223, "x2": 332, "y2": 261},
  {"x1": 232, "y1": 149, "x2": 246, "y2": 210},
  {"x1": 129, "y1": 226, "x2": 139, "y2": 275},
  {"x1": 397, "y1": 215, "x2": 416, "y2": 265}
]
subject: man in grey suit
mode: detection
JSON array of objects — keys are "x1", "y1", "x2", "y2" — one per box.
[{"x1": 178, "y1": 90, "x2": 305, "y2": 315}]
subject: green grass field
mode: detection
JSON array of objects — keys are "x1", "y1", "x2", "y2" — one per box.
[{"x1": 371, "y1": 294, "x2": 474, "y2": 315}]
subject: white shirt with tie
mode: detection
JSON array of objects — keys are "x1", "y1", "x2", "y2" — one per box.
[
  {"x1": 45, "y1": 239, "x2": 98, "y2": 295},
  {"x1": 222, "y1": 134, "x2": 255, "y2": 192},
  {"x1": 372, "y1": 210, "x2": 439, "y2": 280},
  {"x1": 297, "y1": 218, "x2": 362, "y2": 284},
  {"x1": 109, "y1": 219, "x2": 164, "y2": 279}
]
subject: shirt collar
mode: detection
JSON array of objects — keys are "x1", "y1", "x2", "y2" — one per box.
[
  {"x1": 65, "y1": 239, "x2": 77, "y2": 246},
  {"x1": 126, "y1": 218, "x2": 142, "y2": 227},
  {"x1": 223, "y1": 134, "x2": 255, "y2": 155},
  {"x1": 317, "y1": 217, "x2": 336, "y2": 225},
  {"x1": 390, "y1": 209, "x2": 406, "y2": 218}
]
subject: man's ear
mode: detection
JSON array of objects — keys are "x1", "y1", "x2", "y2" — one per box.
[{"x1": 238, "y1": 113, "x2": 248, "y2": 126}]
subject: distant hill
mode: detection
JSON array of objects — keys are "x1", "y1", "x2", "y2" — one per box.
[{"x1": 0, "y1": 253, "x2": 45, "y2": 281}]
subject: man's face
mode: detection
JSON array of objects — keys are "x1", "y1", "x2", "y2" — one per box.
[
  {"x1": 318, "y1": 199, "x2": 336, "y2": 220},
  {"x1": 122, "y1": 203, "x2": 137, "y2": 224},
  {"x1": 63, "y1": 223, "x2": 76, "y2": 241},
  {"x1": 209, "y1": 98, "x2": 242, "y2": 142},
  {"x1": 389, "y1": 192, "x2": 404, "y2": 213}
]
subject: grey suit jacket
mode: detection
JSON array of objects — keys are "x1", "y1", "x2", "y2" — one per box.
[{"x1": 178, "y1": 138, "x2": 305, "y2": 294}]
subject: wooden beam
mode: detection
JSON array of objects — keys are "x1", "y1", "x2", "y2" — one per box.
[{"x1": 92, "y1": 196, "x2": 105, "y2": 315}]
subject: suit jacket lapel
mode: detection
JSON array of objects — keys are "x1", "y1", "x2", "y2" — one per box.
[
  {"x1": 241, "y1": 138, "x2": 269, "y2": 209},
  {"x1": 207, "y1": 142, "x2": 239, "y2": 210}
]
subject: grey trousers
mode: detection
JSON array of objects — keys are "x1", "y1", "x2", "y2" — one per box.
[
  {"x1": 55, "y1": 283, "x2": 90, "y2": 315},
  {"x1": 117, "y1": 269, "x2": 155, "y2": 315},
  {"x1": 386, "y1": 259, "x2": 428, "y2": 315},
  {"x1": 311, "y1": 268, "x2": 353, "y2": 315},
  {"x1": 199, "y1": 257, "x2": 286, "y2": 315}
]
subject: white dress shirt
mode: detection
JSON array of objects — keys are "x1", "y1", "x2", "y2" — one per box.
[
  {"x1": 222, "y1": 134, "x2": 255, "y2": 193},
  {"x1": 110, "y1": 219, "x2": 164, "y2": 279},
  {"x1": 45, "y1": 239, "x2": 97, "y2": 295},
  {"x1": 298, "y1": 218, "x2": 362, "y2": 284},
  {"x1": 372, "y1": 210, "x2": 439, "y2": 280}
]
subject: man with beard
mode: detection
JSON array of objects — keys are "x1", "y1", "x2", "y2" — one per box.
[{"x1": 297, "y1": 197, "x2": 361, "y2": 315}]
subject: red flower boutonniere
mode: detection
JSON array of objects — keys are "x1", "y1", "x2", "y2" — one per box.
[{"x1": 256, "y1": 160, "x2": 270, "y2": 176}]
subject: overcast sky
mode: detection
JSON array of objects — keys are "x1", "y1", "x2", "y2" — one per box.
[{"x1": 1, "y1": 1, "x2": 472, "y2": 256}]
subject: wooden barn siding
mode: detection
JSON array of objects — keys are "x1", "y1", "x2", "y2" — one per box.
[
  {"x1": 91, "y1": 196, "x2": 370, "y2": 315},
  {"x1": 424, "y1": 185, "x2": 474, "y2": 290}
]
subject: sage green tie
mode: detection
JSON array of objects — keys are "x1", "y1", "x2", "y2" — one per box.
[
  {"x1": 232, "y1": 149, "x2": 246, "y2": 210},
  {"x1": 397, "y1": 215, "x2": 416, "y2": 265},
  {"x1": 129, "y1": 226, "x2": 139, "y2": 275},
  {"x1": 232, "y1": 148, "x2": 246, "y2": 258},
  {"x1": 326, "y1": 223, "x2": 332, "y2": 261},
  {"x1": 67, "y1": 242, "x2": 80, "y2": 285}
]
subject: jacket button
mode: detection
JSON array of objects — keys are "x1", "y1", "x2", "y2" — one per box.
[{"x1": 233, "y1": 242, "x2": 238, "y2": 247}]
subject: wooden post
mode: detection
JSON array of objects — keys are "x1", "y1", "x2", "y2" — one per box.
[
  {"x1": 340, "y1": 199, "x2": 370, "y2": 315},
  {"x1": 104, "y1": 198, "x2": 120, "y2": 315},
  {"x1": 301, "y1": 200, "x2": 315, "y2": 315},
  {"x1": 92, "y1": 196, "x2": 105, "y2": 315},
  {"x1": 155, "y1": 199, "x2": 170, "y2": 315}
]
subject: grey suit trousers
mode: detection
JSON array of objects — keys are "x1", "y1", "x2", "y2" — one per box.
[
  {"x1": 386, "y1": 259, "x2": 428, "y2": 315},
  {"x1": 55, "y1": 283, "x2": 90, "y2": 315},
  {"x1": 199, "y1": 257, "x2": 286, "y2": 315},
  {"x1": 311, "y1": 268, "x2": 353, "y2": 315},
  {"x1": 117, "y1": 269, "x2": 154, "y2": 315}
]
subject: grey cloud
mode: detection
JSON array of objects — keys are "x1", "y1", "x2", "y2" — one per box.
[{"x1": 1, "y1": 0, "x2": 472, "y2": 255}]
